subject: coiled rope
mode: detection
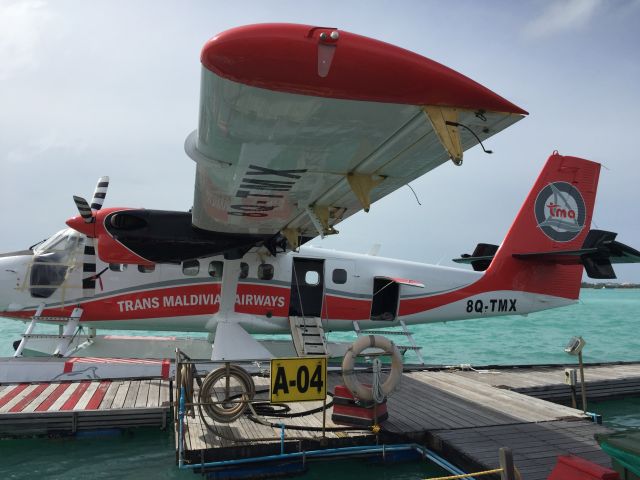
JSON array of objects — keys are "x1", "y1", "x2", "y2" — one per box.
[{"x1": 371, "y1": 358, "x2": 385, "y2": 404}]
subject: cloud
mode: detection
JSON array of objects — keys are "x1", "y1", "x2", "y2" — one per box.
[
  {"x1": 0, "y1": 1, "x2": 56, "y2": 79},
  {"x1": 5, "y1": 132, "x2": 87, "y2": 164},
  {"x1": 523, "y1": 0, "x2": 602, "y2": 39}
]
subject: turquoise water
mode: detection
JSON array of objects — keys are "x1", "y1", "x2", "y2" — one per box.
[
  {"x1": 325, "y1": 288, "x2": 640, "y2": 366},
  {"x1": 0, "y1": 288, "x2": 639, "y2": 478}
]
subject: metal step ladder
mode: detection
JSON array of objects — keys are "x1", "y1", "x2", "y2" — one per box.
[
  {"x1": 352, "y1": 319, "x2": 425, "y2": 365},
  {"x1": 289, "y1": 316, "x2": 328, "y2": 356},
  {"x1": 14, "y1": 306, "x2": 89, "y2": 357},
  {"x1": 13, "y1": 303, "x2": 45, "y2": 357}
]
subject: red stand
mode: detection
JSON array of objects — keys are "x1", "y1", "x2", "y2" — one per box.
[
  {"x1": 547, "y1": 455, "x2": 619, "y2": 480},
  {"x1": 331, "y1": 384, "x2": 388, "y2": 427}
]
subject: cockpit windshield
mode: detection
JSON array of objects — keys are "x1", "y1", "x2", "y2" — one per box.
[
  {"x1": 30, "y1": 229, "x2": 83, "y2": 298},
  {"x1": 34, "y1": 229, "x2": 82, "y2": 256}
]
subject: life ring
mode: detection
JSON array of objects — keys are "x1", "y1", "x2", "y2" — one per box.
[{"x1": 342, "y1": 335, "x2": 403, "y2": 402}]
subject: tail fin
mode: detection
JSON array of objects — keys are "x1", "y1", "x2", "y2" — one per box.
[{"x1": 484, "y1": 152, "x2": 600, "y2": 300}]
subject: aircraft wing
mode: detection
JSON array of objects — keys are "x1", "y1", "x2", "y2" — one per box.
[{"x1": 186, "y1": 23, "x2": 527, "y2": 248}]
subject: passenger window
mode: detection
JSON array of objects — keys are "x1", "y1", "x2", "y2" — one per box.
[
  {"x1": 109, "y1": 264, "x2": 127, "y2": 272},
  {"x1": 332, "y1": 268, "x2": 347, "y2": 284},
  {"x1": 258, "y1": 264, "x2": 274, "y2": 280},
  {"x1": 182, "y1": 260, "x2": 200, "y2": 276},
  {"x1": 138, "y1": 264, "x2": 155, "y2": 273},
  {"x1": 239, "y1": 262, "x2": 249, "y2": 279},
  {"x1": 208, "y1": 261, "x2": 223, "y2": 279},
  {"x1": 305, "y1": 270, "x2": 320, "y2": 286}
]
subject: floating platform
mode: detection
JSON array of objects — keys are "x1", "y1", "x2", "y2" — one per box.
[
  {"x1": 0, "y1": 356, "x2": 173, "y2": 383},
  {"x1": 177, "y1": 362, "x2": 640, "y2": 480},
  {"x1": 0, "y1": 378, "x2": 171, "y2": 437},
  {"x1": 446, "y1": 362, "x2": 640, "y2": 403}
]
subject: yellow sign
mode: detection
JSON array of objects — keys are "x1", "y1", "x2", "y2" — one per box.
[{"x1": 270, "y1": 356, "x2": 327, "y2": 403}]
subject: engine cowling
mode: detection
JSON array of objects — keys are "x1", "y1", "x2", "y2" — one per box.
[{"x1": 67, "y1": 208, "x2": 281, "y2": 263}]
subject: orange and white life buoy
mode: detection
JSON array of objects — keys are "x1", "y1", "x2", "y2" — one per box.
[{"x1": 341, "y1": 335, "x2": 403, "y2": 402}]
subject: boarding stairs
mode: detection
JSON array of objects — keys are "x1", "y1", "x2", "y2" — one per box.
[
  {"x1": 14, "y1": 306, "x2": 93, "y2": 358},
  {"x1": 289, "y1": 316, "x2": 329, "y2": 357},
  {"x1": 352, "y1": 319, "x2": 425, "y2": 365}
]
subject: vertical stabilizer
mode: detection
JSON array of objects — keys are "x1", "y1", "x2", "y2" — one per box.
[{"x1": 484, "y1": 152, "x2": 600, "y2": 300}]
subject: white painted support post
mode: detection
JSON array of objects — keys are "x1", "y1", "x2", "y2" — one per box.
[
  {"x1": 352, "y1": 320, "x2": 361, "y2": 335},
  {"x1": 14, "y1": 303, "x2": 45, "y2": 357},
  {"x1": 209, "y1": 259, "x2": 274, "y2": 361},
  {"x1": 53, "y1": 307, "x2": 83, "y2": 357},
  {"x1": 218, "y1": 259, "x2": 242, "y2": 318}
]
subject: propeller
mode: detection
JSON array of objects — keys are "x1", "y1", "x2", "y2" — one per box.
[
  {"x1": 73, "y1": 196, "x2": 93, "y2": 222},
  {"x1": 90, "y1": 176, "x2": 109, "y2": 211},
  {"x1": 69, "y1": 176, "x2": 109, "y2": 297},
  {"x1": 71, "y1": 176, "x2": 110, "y2": 229}
]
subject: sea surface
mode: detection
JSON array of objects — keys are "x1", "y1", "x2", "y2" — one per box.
[{"x1": 0, "y1": 288, "x2": 639, "y2": 479}]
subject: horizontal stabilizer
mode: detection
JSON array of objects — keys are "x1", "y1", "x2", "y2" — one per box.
[
  {"x1": 452, "y1": 243, "x2": 499, "y2": 271},
  {"x1": 512, "y1": 230, "x2": 640, "y2": 279}
]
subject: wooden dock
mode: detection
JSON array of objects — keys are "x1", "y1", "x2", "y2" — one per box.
[
  {"x1": 444, "y1": 362, "x2": 640, "y2": 403},
  {"x1": 0, "y1": 378, "x2": 171, "y2": 437},
  {"x1": 179, "y1": 362, "x2": 640, "y2": 479}
]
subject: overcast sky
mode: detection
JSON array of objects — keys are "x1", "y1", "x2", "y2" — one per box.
[{"x1": 1, "y1": 0, "x2": 639, "y2": 282}]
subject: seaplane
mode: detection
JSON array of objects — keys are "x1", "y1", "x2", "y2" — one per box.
[{"x1": 1, "y1": 24, "x2": 638, "y2": 362}]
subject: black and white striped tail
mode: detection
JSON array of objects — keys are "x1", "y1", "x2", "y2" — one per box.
[{"x1": 90, "y1": 176, "x2": 109, "y2": 211}]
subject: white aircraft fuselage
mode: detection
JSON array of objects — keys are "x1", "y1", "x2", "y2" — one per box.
[{"x1": 0, "y1": 228, "x2": 572, "y2": 334}]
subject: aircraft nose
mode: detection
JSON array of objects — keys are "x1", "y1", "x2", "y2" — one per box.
[{"x1": 0, "y1": 254, "x2": 30, "y2": 312}]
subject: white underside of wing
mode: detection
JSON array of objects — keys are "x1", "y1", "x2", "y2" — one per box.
[{"x1": 187, "y1": 69, "x2": 522, "y2": 237}]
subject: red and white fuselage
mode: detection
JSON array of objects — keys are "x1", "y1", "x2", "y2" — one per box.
[
  {"x1": 0, "y1": 241, "x2": 572, "y2": 333},
  {"x1": 0, "y1": 152, "x2": 604, "y2": 335}
]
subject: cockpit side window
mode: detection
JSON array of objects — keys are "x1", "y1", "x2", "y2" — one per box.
[{"x1": 30, "y1": 229, "x2": 83, "y2": 298}]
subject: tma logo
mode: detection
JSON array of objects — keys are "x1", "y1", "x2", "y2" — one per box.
[{"x1": 534, "y1": 182, "x2": 586, "y2": 242}]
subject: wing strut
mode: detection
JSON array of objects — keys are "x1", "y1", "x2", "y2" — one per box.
[
  {"x1": 423, "y1": 106, "x2": 464, "y2": 165},
  {"x1": 207, "y1": 259, "x2": 273, "y2": 361}
]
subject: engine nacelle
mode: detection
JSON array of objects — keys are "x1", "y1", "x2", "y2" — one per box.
[{"x1": 67, "y1": 208, "x2": 281, "y2": 264}]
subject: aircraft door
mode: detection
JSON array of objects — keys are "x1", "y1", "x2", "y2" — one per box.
[
  {"x1": 289, "y1": 258, "x2": 324, "y2": 317},
  {"x1": 370, "y1": 277, "x2": 399, "y2": 321}
]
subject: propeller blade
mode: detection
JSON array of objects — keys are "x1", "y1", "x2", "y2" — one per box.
[
  {"x1": 90, "y1": 176, "x2": 109, "y2": 211},
  {"x1": 73, "y1": 196, "x2": 94, "y2": 223}
]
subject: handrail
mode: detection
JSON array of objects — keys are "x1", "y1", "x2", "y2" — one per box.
[{"x1": 424, "y1": 469, "x2": 502, "y2": 480}]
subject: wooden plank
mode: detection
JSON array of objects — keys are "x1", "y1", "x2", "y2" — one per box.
[
  {"x1": 0, "y1": 384, "x2": 38, "y2": 413},
  {"x1": 35, "y1": 383, "x2": 71, "y2": 412},
  {"x1": 134, "y1": 379, "x2": 151, "y2": 408},
  {"x1": 419, "y1": 372, "x2": 584, "y2": 422},
  {"x1": 9, "y1": 383, "x2": 49, "y2": 413},
  {"x1": 46, "y1": 382, "x2": 78, "y2": 411},
  {"x1": 0, "y1": 384, "x2": 28, "y2": 410},
  {"x1": 74, "y1": 381, "x2": 101, "y2": 410},
  {"x1": 98, "y1": 380, "x2": 122, "y2": 410},
  {"x1": 400, "y1": 373, "x2": 512, "y2": 428},
  {"x1": 111, "y1": 380, "x2": 133, "y2": 409},
  {"x1": 122, "y1": 381, "x2": 141, "y2": 409},
  {"x1": 60, "y1": 381, "x2": 91, "y2": 411},
  {"x1": 110, "y1": 381, "x2": 131, "y2": 409},
  {"x1": 22, "y1": 383, "x2": 60, "y2": 413},
  {"x1": 159, "y1": 379, "x2": 170, "y2": 407},
  {"x1": 147, "y1": 379, "x2": 161, "y2": 408},
  {"x1": 85, "y1": 381, "x2": 111, "y2": 410}
]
